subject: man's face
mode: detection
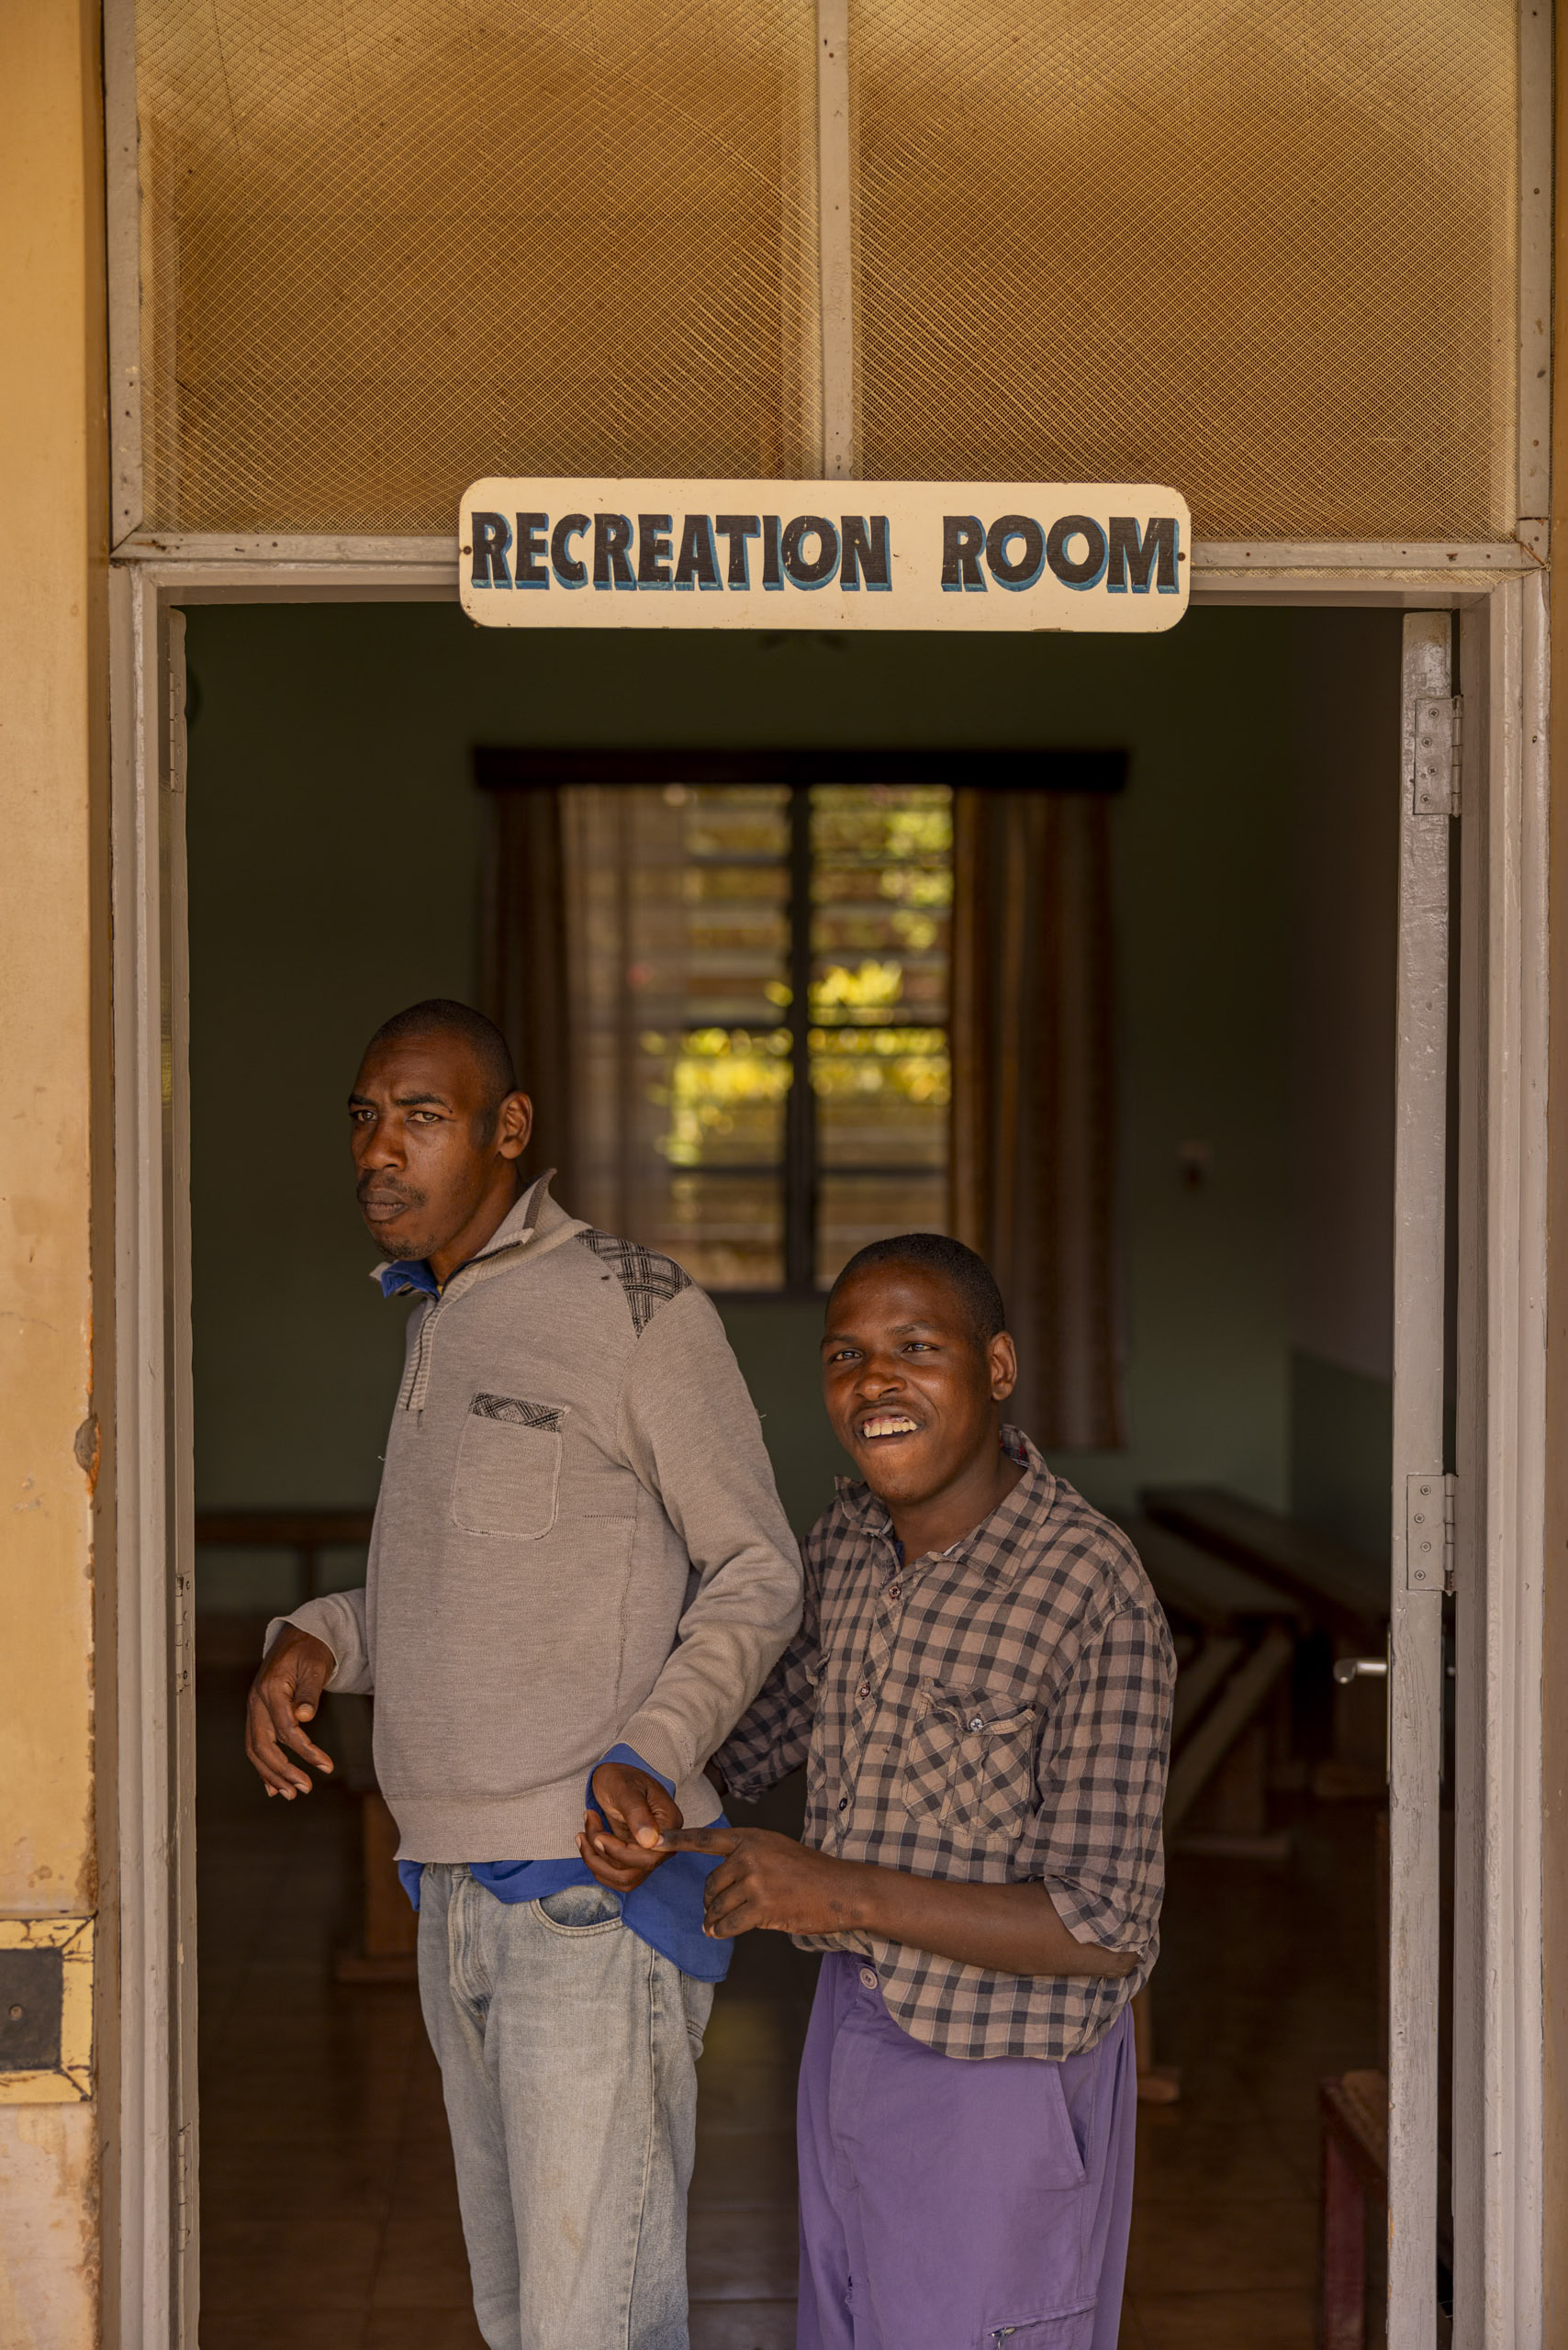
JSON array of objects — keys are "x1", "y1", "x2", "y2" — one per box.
[
  {"x1": 348, "y1": 1035, "x2": 527, "y2": 1262},
  {"x1": 820, "y1": 1262, "x2": 1015, "y2": 1509}
]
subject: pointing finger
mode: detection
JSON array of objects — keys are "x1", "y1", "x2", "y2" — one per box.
[
  {"x1": 592, "y1": 1829, "x2": 672, "y2": 1868},
  {"x1": 577, "y1": 1835, "x2": 659, "y2": 1892},
  {"x1": 658, "y1": 1827, "x2": 742, "y2": 1856}
]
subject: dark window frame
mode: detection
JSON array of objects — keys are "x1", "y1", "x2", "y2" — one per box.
[{"x1": 476, "y1": 747, "x2": 1127, "y2": 1297}]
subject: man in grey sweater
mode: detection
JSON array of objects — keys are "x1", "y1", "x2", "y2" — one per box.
[{"x1": 246, "y1": 999, "x2": 802, "y2": 2350}]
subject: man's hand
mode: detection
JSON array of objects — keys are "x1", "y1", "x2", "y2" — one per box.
[
  {"x1": 662, "y1": 1827, "x2": 861, "y2": 1939},
  {"x1": 664, "y1": 1828, "x2": 1139, "y2": 1977},
  {"x1": 590, "y1": 1760, "x2": 683, "y2": 1851},
  {"x1": 577, "y1": 1807, "x2": 671, "y2": 1893},
  {"x1": 577, "y1": 1762, "x2": 685, "y2": 1892},
  {"x1": 245, "y1": 1627, "x2": 337, "y2": 1798}
]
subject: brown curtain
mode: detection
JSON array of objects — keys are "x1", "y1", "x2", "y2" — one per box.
[
  {"x1": 949, "y1": 790, "x2": 1124, "y2": 1451},
  {"x1": 480, "y1": 788, "x2": 574, "y2": 1192},
  {"x1": 480, "y1": 784, "x2": 692, "y2": 1232}
]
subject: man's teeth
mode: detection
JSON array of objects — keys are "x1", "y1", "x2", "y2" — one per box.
[{"x1": 861, "y1": 1415, "x2": 918, "y2": 1438}]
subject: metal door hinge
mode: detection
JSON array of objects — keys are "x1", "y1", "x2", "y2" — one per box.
[
  {"x1": 165, "y1": 612, "x2": 188, "y2": 797},
  {"x1": 175, "y1": 2121, "x2": 194, "y2": 2249},
  {"x1": 1406, "y1": 1471, "x2": 1456, "y2": 1593},
  {"x1": 1412, "y1": 697, "x2": 1462, "y2": 817},
  {"x1": 174, "y1": 1571, "x2": 192, "y2": 1695}
]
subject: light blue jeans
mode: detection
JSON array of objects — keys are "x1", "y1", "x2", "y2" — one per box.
[{"x1": 416, "y1": 1864, "x2": 715, "y2": 2350}]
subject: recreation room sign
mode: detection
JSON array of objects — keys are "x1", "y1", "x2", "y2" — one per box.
[{"x1": 459, "y1": 479, "x2": 1190, "y2": 632}]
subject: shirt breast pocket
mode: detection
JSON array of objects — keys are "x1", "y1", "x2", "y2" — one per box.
[
  {"x1": 450, "y1": 1394, "x2": 565, "y2": 1539},
  {"x1": 902, "y1": 1685, "x2": 1037, "y2": 1838}
]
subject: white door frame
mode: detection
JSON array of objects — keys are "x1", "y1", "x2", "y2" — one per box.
[
  {"x1": 1450, "y1": 570, "x2": 1551, "y2": 2350},
  {"x1": 106, "y1": 537, "x2": 1550, "y2": 2350},
  {"x1": 100, "y1": 0, "x2": 1554, "y2": 2327}
]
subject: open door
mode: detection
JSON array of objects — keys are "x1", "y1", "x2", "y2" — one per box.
[
  {"x1": 1185, "y1": 589, "x2": 1547, "y2": 2348},
  {"x1": 1341, "y1": 611, "x2": 1455, "y2": 2344},
  {"x1": 1387, "y1": 610, "x2": 1456, "y2": 2348}
]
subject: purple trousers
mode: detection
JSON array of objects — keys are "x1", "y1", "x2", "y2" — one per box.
[{"x1": 796, "y1": 1953, "x2": 1137, "y2": 2350}]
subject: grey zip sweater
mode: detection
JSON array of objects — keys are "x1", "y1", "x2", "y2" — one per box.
[{"x1": 272, "y1": 1178, "x2": 802, "y2": 1862}]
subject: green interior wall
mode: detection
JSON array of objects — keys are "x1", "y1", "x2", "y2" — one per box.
[
  {"x1": 1288, "y1": 1350, "x2": 1395, "y2": 1562},
  {"x1": 185, "y1": 601, "x2": 1394, "y2": 1607},
  {"x1": 1282, "y1": 607, "x2": 1402, "y2": 1561}
]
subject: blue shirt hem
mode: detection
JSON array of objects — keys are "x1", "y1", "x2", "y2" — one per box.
[{"x1": 395, "y1": 1745, "x2": 728, "y2": 1981}]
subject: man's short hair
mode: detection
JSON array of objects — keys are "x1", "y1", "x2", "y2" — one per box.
[
  {"x1": 364, "y1": 1000, "x2": 517, "y2": 1111},
  {"x1": 829, "y1": 1230, "x2": 1007, "y2": 1346}
]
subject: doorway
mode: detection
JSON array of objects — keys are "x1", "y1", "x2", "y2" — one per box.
[{"x1": 108, "y1": 573, "x2": 1549, "y2": 2350}]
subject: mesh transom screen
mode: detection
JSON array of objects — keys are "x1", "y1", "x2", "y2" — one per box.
[
  {"x1": 848, "y1": 0, "x2": 1519, "y2": 542},
  {"x1": 138, "y1": 0, "x2": 1521, "y2": 543},
  {"x1": 137, "y1": 0, "x2": 820, "y2": 532}
]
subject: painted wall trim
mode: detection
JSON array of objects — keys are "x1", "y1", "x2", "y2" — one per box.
[
  {"x1": 110, "y1": 566, "x2": 198, "y2": 2347},
  {"x1": 1484, "y1": 571, "x2": 1550, "y2": 2345},
  {"x1": 815, "y1": 0, "x2": 854, "y2": 481},
  {"x1": 1451, "y1": 576, "x2": 1551, "y2": 2350},
  {"x1": 1518, "y1": 0, "x2": 1553, "y2": 521},
  {"x1": 109, "y1": 532, "x2": 1544, "y2": 579},
  {"x1": 104, "y1": 0, "x2": 141, "y2": 541}
]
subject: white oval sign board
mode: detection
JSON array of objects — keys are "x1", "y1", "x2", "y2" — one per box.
[{"x1": 459, "y1": 478, "x2": 1189, "y2": 632}]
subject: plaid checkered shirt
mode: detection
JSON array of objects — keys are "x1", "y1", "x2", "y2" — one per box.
[{"x1": 715, "y1": 1428, "x2": 1174, "y2": 2061}]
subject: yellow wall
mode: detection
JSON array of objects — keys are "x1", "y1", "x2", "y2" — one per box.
[
  {"x1": 0, "y1": 1, "x2": 108, "y2": 2344},
  {"x1": 0, "y1": 0, "x2": 1558, "y2": 2330}
]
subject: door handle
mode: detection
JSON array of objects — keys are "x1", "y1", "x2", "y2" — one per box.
[
  {"x1": 1333, "y1": 1650, "x2": 1393, "y2": 1783},
  {"x1": 1332, "y1": 1656, "x2": 1453, "y2": 1685}
]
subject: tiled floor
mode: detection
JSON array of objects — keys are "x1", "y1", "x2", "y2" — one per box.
[{"x1": 196, "y1": 1664, "x2": 1382, "y2": 2349}]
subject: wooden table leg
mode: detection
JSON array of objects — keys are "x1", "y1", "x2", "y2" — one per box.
[
  {"x1": 335, "y1": 1790, "x2": 419, "y2": 1984},
  {"x1": 1133, "y1": 1984, "x2": 1181, "y2": 2104},
  {"x1": 1321, "y1": 2126, "x2": 1366, "y2": 2350}
]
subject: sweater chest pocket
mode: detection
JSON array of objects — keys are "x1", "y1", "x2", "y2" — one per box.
[
  {"x1": 902, "y1": 1686, "x2": 1037, "y2": 1837},
  {"x1": 450, "y1": 1394, "x2": 565, "y2": 1539}
]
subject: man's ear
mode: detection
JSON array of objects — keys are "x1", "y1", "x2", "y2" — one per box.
[
  {"x1": 988, "y1": 1330, "x2": 1018, "y2": 1402},
  {"x1": 496, "y1": 1091, "x2": 533, "y2": 1162}
]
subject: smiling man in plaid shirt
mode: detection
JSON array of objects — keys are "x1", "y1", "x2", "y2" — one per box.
[{"x1": 585, "y1": 1228, "x2": 1174, "y2": 2350}]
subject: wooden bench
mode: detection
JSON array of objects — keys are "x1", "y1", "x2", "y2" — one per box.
[
  {"x1": 1138, "y1": 1485, "x2": 1386, "y2": 1645},
  {"x1": 1129, "y1": 1499, "x2": 1407, "y2": 2289},
  {"x1": 1319, "y1": 2067, "x2": 1387, "y2": 2349},
  {"x1": 1139, "y1": 1485, "x2": 1389, "y2": 1795},
  {"x1": 1117, "y1": 1515, "x2": 1308, "y2": 2102},
  {"x1": 1120, "y1": 1512, "x2": 1304, "y2": 1857},
  {"x1": 1317, "y1": 1829, "x2": 1451, "y2": 2340}
]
